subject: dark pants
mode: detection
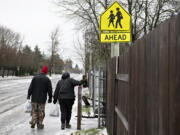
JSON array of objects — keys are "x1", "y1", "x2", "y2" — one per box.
[{"x1": 59, "y1": 99, "x2": 74, "y2": 124}]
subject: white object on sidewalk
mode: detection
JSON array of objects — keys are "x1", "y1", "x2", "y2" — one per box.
[
  {"x1": 25, "y1": 100, "x2": 31, "y2": 113},
  {"x1": 49, "y1": 104, "x2": 59, "y2": 117}
]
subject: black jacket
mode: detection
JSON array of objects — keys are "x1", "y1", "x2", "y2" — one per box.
[
  {"x1": 53, "y1": 72, "x2": 81, "y2": 100},
  {"x1": 27, "y1": 73, "x2": 52, "y2": 104}
]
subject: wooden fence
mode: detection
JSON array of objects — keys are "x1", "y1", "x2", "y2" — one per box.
[{"x1": 106, "y1": 13, "x2": 180, "y2": 135}]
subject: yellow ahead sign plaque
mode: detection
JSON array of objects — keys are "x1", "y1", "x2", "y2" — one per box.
[
  {"x1": 101, "y1": 33, "x2": 131, "y2": 43},
  {"x1": 100, "y1": 1, "x2": 131, "y2": 43}
]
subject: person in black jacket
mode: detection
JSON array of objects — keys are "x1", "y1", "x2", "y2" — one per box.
[
  {"x1": 27, "y1": 66, "x2": 52, "y2": 129},
  {"x1": 53, "y1": 72, "x2": 82, "y2": 130}
]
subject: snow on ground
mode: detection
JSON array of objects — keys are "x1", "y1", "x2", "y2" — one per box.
[
  {"x1": 0, "y1": 73, "x2": 108, "y2": 135},
  {"x1": 0, "y1": 76, "x2": 32, "y2": 81},
  {"x1": 0, "y1": 73, "x2": 62, "y2": 81},
  {"x1": 0, "y1": 73, "x2": 59, "y2": 82}
]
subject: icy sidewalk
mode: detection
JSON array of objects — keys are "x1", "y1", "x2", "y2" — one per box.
[{"x1": 8, "y1": 98, "x2": 107, "y2": 135}]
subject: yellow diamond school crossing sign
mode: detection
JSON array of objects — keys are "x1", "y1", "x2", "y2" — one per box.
[{"x1": 100, "y1": 1, "x2": 131, "y2": 43}]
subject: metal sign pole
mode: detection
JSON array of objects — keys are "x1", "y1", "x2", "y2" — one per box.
[
  {"x1": 92, "y1": 68, "x2": 95, "y2": 112},
  {"x1": 89, "y1": 51, "x2": 92, "y2": 98},
  {"x1": 98, "y1": 66, "x2": 101, "y2": 128},
  {"x1": 77, "y1": 86, "x2": 82, "y2": 130}
]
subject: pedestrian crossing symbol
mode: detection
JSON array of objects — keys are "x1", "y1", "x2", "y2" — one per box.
[{"x1": 100, "y1": 1, "x2": 131, "y2": 43}]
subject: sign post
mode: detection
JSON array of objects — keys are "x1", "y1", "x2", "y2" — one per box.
[
  {"x1": 111, "y1": 43, "x2": 119, "y2": 57},
  {"x1": 77, "y1": 86, "x2": 82, "y2": 130}
]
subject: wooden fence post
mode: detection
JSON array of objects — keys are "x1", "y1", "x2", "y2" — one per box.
[{"x1": 77, "y1": 86, "x2": 82, "y2": 130}]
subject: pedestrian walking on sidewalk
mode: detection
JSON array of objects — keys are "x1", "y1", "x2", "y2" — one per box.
[
  {"x1": 27, "y1": 66, "x2": 52, "y2": 129},
  {"x1": 53, "y1": 72, "x2": 82, "y2": 130}
]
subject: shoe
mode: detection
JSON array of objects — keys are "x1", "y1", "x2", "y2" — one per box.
[
  {"x1": 61, "y1": 124, "x2": 65, "y2": 130},
  {"x1": 66, "y1": 123, "x2": 71, "y2": 129},
  {"x1": 31, "y1": 124, "x2": 35, "y2": 128},
  {"x1": 37, "y1": 124, "x2": 44, "y2": 129}
]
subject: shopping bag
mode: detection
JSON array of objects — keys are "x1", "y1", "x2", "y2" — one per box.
[
  {"x1": 49, "y1": 104, "x2": 59, "y2": 117},
  {"x1": 25, "y1": 100, "x2": 31, "y2": 113}
]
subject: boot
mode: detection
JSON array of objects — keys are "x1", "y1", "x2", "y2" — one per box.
[
  {"x1": 31, "y1": 124, "x2": 35, "y2": 129},
  {"x1": 61, "y1": 124, "x2": 65, "y2": 130},
  {"x1": 66, "y1": 123, "x2": 71, "y2": 129},
  {"x1": 37, "y1": 124, "x2": 44, "y2": 129}
]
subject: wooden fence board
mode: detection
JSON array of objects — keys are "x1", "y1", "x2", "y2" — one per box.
[
  {"x1": 129, "y1": 45, "x2": 135, "y2": 135},
  {"x1": 138, "y1": 36, "x2": 146, "y2": 135},
  {"x1": 169, "y1": 13, "x2": 180, "y2": 135},
  {"x1": 169, "y1": 15, "x2": 178, "y2": 135},
  {"x1": 145, "y1": 32, "x2": 153, "y2": 135},
  {"x1": 151, "y1": 25, "x2": 160, "y2": 135},
  {"x1": 134, "y1": 42, "x2": 140, "y2": 135},
  {"x1": 158, "y1": 19, "x2": 169, "y2": 135},
  {"x1": 175, "y1": 13, "x2": 180, "y2": 135}
]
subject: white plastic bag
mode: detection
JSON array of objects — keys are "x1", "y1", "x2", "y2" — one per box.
[
  {"x1": 25, "y1": 100, "x2": 32, "y2": 113},
  {"x1": 49, "y1": 104, "x2": 59, "y2": 117}
]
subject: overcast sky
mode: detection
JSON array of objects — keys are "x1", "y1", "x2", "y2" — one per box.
[{"x1": 0, "y1": 0, "x2": 83, "y2": 67}]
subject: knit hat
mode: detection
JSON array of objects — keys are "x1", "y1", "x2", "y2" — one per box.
[{"x1": 41, "y1": 66, "x2": 48, "y2": 74}]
